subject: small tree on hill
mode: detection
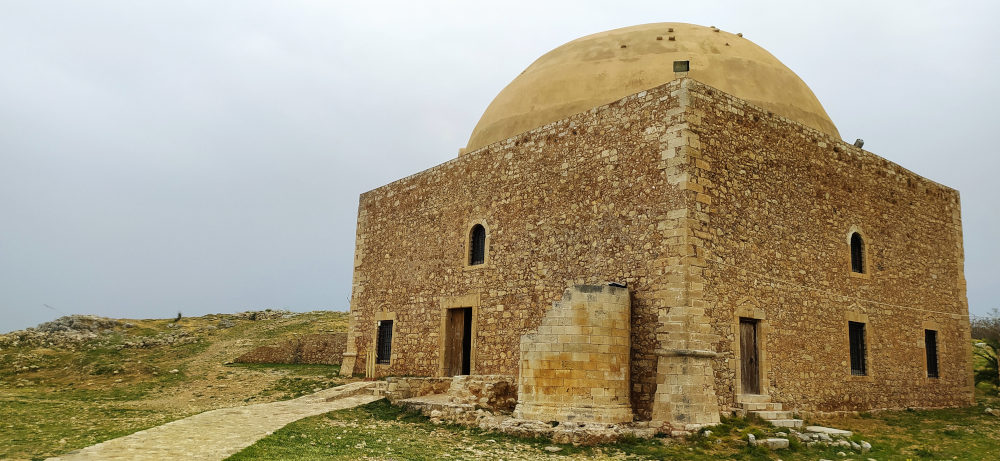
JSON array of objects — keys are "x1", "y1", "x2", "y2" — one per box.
[{"x1": 971, "y1": 309, "x2": 999, "y2": 390}]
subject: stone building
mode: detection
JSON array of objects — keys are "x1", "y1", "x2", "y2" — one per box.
[{"x1": 339, "y1": 23, "x2": 973, "y2": 429}]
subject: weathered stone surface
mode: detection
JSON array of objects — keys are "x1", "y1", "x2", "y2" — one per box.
[
  {"x1": 385, "y1": 376, "x2": 453, "y2": 401},
  {"x1": 391, "y1": 375, "x2": 516, "y2": 414},
  {"x1": 805, "y1": 426, "x2": 853, "y2": 438},
  {"x1": 233, "y1": 333, "x2": 347, "y2": 365},
  {"x1": 341, "y1": 77, "x2": 972, "y2": 424},
  {"x1": 759, "y1": 438, "x2": 789, "y2": 450},
  {"x1": 515, "y1": 285, "x2": 632, "y2": 424}
]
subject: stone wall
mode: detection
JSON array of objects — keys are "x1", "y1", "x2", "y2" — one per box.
[
  {"x1": 514, "y1": 285, "x2": 632, "y2": 423},
  {"x1": 234, "y1": 333, "x2": 347, "y2": 365},
  {"x1": 384, "y1": 376, "x2": 453, "y2": 401},
  {"x1": 342, "y1": 82, "x2": 689, "y2": 419},
  {"x1": 387, "y1": 375, "x2": 517, "y2": 414},
  {"x1": 341, "y1": 76, "x2": 972, "y2": 421},
  {"x1": 676, "y1": 81, "x2": 974, "y2": 411}
]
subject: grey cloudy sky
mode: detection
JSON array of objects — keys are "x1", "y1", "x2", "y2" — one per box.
[{"x1": 1, "y1": 1, "x2": 998, "y2": 332}]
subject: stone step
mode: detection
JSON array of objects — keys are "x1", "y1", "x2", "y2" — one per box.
[
  {"x1": 397, "y1": 393, "x2": 475, "y2": 416},
  {"x1": 750, "y1": 410, "x2": 793, "y2": 420},
  {"x1": 741, "y1": 402, "x2": 783, "y2": 411},
  {"x1": 736, "y1": 394, "x2": 772, "y2": 404},
  {"x1": 768, "y1": 418, "x2": 804, "y2": 428}
]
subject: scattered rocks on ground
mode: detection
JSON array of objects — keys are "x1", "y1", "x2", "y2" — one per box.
[
  {"x1": 234, "y1": 310, "x2": 294, "y2": 321},
  {"x1": 543, "y1": 446, "x2": 562, "y2": 452},
  {"x1": 0, "y1": 315, "x2": 129, "y2": 348},
  {"x1": 985, "y1": 407, "x2": 1000, "y2": 417},
  {"x1": 0, "y1": 314, "x2": 203, "y2": 352}
]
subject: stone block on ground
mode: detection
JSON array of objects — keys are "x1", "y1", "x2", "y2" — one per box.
[{"x1": 804, "y1": 426, "x2": 853, "y2": 438}]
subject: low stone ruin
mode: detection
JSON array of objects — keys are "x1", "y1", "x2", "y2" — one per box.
[
  {"x1": 385, "y1": 375, "x2": 656, "y2": 445},
  {"x1": 233, "y1": 333, "x2": 348, "y2": 365}
]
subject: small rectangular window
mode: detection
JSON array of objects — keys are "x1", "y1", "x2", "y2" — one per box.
[
  {"x1": 376, "y1": 320, "x2": 393, "y2": 365},
  {"x1": 849, "y1": 321, "x2": 867, "y2": 376},
  {"x1": 673, "y1": 60, "x2": 690, "y2": 72},
  {"x1": 925, "y1": 329, "x2": 939, "y2": 378}
]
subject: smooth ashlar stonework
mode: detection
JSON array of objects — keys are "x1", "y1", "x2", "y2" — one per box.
[{"x1": 515, "y1": 285, "x2": 632, "y2": 424}]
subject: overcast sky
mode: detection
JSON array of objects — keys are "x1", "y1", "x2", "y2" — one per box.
[{"x1": 1, "y1": 1, "x2": 997, "y2": 332}]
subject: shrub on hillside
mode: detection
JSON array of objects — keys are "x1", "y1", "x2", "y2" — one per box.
[{"x1": 971, "y1": 309, "x2": 999, "y2": 390}]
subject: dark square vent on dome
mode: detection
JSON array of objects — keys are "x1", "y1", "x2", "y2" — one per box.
[{"x1": 673, "y1": 60, "x2": 690, "y2": 72}]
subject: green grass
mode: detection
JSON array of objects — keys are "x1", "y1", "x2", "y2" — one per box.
[
  {"x1": 0, "y1": 310, "x2": 351, "y2": 460},
  {"x1": 225, "y1": 362, "x2": 341, "y2": 376},
  {"x1": 814, "y1": 396, "x2": 1000, "y2": 460},
  {"x1": 0, "y1": 387, "x2": 189, "y2": 460},
  {"x1": 254, "y1": 376, "x2": 345, "y2": 401},
  {"x1": 228, "y1": 394, "x2": 1000, "y2": 461},
  {"x1": 227, "y1": 400, "x2": 783, "y2": 460}
]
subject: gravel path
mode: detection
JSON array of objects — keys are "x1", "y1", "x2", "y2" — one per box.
[{"x1": 47, "y1": 382, "x2": 379, "y2": 461}]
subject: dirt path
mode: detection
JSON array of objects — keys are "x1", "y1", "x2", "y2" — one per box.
[{"x1": 47, "y1": 382, "x2": 379, "y2": 461}]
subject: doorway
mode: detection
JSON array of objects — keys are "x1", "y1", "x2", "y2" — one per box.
[
  {"x1": 739, "y1": 317, "x2": 761, "y2": 394},
  {"x1": 444, "y1": 307, "x2": 473, "y2": 376}
]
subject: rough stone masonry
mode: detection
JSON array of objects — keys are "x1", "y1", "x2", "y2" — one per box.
[{"x1": 338, "y1": 71, "x2": 972, "y2": 428}]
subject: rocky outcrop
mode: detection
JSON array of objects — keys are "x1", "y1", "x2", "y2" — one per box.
[{"x1": 0, "y1": 315, "x2": 131, "y2": 349}]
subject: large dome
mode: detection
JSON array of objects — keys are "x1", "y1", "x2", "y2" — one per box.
[{"x1": 464, "y1": 23, "x2": 840, "y2": 154}]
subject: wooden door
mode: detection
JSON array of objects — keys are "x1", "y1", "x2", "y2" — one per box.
[
  {"x1": 740, "y1": 318, "x2": 761, "y2": 394},
  {"x1": 445, "y1": 308, "x2": 470, "y2": 376}
]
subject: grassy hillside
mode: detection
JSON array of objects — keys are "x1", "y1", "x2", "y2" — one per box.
[
  {"x1": 3, "y1": 311, "x2": 999, "y2": 460},
  {"x1": 230, "y1": 396, "x2": 1000, "y2": 460},
  {"x1": 0, "y1": 310, "x2": 350, "y2": 460}
]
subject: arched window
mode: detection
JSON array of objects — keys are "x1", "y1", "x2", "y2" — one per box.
[
  {"x1": 469, "y1": 224, "x2": 486, "y2": 265},
  {"x1": 850, "y1": 232, "x2": 865, "y2": 273}
]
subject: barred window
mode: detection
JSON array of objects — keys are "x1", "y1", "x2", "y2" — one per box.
[
  {"x1": 850, "y1": 232, "x2": 865, "y2": 273},
  {"x1": 925, "y1": 329, "x2": 939, "y2": 378},
  {"x1": 849, "y1": 321, "x2": 867, "y2": 376},
  {"x1": 375, "y1": 320, "x2": 393, "y2": 365},
  {"x1": 469, "y1": 224, "x2": 486, "y2": 265}
]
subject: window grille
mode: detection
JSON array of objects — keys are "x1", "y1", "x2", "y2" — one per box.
[
  {"x1": 375, "y1": 320, "x2": 393, "y2": 365},
  {"x1": 850, "y1": 232, "x2": 865, "y2": 273},
  {"x1": 925, "y1": 329, "x2": 939, "y2": 378},
  {"x1": 849, "y1": 321, "x2": 867, "y2": 376},
  {"x1": 469, "y1": 225, "x2": 486, "y2": 265}
]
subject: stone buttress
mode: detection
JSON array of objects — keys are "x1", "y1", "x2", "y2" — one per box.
[
  {"x1": 514, "y1": 285, "x2": 632, "y2": 424},
  {"x1": 650, "y1": 80, "x2": 722, "y2": 430}
]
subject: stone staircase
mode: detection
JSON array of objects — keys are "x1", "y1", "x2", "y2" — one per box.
[{"x1": 737, "y1": 394, "x2": 802, "y2": 428}]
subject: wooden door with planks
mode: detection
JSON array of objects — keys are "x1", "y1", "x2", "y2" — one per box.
[
  {"x1": 444, "y1": 308, "x2": 472, "y2": 376},
  {"x1": 739, "y1": 318, "x2": 761, "y2": 395}
]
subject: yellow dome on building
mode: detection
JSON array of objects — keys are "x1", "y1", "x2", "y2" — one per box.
[{"x1": 464, "y1": 22, "x2": 840, "y2": 154}]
